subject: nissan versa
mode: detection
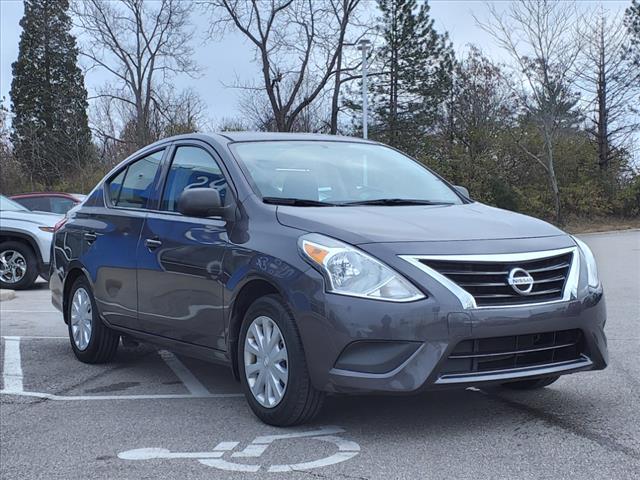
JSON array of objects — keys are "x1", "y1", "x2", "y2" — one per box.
[{"x1": 50, "y1": 133, "x2": 607, "y2": 426}]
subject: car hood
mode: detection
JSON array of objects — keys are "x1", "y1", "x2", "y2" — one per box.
[
  {"x1": 0, "y1": 209, "x2": 63, "y2": 227},
  {"x1": 276, "y1": 202, "x2": 566, "y2": 244}
]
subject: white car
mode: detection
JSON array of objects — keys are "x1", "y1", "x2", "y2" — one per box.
[{"x1": 0, "y1": 195, "x2": 62, "y2": 289}]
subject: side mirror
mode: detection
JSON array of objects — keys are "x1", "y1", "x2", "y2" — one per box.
[
  {"x1": 177, "y1": 188, "x2": 225, "y2": 218},
  {"x1": 454, "y1": 185, "x2": 470, "y2": 198}
]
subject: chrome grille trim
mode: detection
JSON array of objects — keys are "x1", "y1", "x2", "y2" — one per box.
[{"x1": 399, "y1": 247, "x2": 580, "y2": 310}]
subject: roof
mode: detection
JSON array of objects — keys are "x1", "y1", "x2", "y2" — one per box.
[
  {"x1": 10, "y1": 192, "x2": 82, "y2": 199},
  {"x1": 214, "y1": 131, "x2": 375, "y2": 143}
]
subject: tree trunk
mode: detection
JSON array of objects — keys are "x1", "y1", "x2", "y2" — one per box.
[
  {"x1": 329, "y1": 43, "x2": 343, "y2": 134},
  {"x1": 596, "y1": 25, "x2": 609, "y2": 170},
  {"x1": 544, "y1": 127, "x2": 562, "y2": 225}
]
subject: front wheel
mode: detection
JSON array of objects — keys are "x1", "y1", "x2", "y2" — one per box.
[
  {"x1": 0, "y1": 241, "x2": 38, "y2": 290},
  {"x1": 67, "y1": 276, "x2": 119, "y2": 363},
  {"x1": 238, "y1": 294, "x2": 324, "y2": 426},
  {"x1": 501, "y1": 375, "x2": 560, "y2": 390}
]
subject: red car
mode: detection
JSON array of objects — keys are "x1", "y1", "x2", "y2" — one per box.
[{"x1": 10, "y1": 192, "x2": 86, "y2": 214}]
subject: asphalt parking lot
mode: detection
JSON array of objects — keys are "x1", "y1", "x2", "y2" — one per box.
[{"x1": 1, "y1": 230, "x2": 639, "y2": 479}]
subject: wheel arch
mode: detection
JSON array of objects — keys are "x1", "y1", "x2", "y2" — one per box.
[
  {"x1": 227, "y1": 278, "x2": 281, "y2": 380},
  {"x1": 0, "y1": 232, "x2": 42, "y2": 264},
  {"x1": 62, "y1": 266, "x2": 92, "y2": 325}
]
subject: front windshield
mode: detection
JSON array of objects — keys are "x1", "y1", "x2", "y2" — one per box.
[
  {"x1": 0, "y1": 195, "x2": 28, "y2": 211},
  {"x1": 231, "y1": 141, "x2": 462, "y2": 205}
]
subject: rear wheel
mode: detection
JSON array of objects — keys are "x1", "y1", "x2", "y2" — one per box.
[
  {"x1": 501, "y1": 375, "x2": 560, "y2": 390},
  {"x1": 0, "y1": 241, "x2": 38, "y2": 290},
  {"x1": 238, "y1": 294, "x2": 324, "y2": 426},
  {"x1": 67, "y1": 276, "x2": 119, "y2": 363}
]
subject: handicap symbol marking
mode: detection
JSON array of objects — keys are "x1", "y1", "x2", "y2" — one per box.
[{"x1": 118, "y1": 425, "x2": 360, "y2": 473}]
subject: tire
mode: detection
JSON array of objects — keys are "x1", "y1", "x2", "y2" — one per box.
[
  {"x1": 0, "y1": 241, "x2": 38, "y2": 290},
  {"x1": 67, "y1": 276, "x2": 119, "y2": 363},
  {"x1": 501, "y1": 375, "x2": 560, "y2": 390},
  {"x1": 238, "y1": 294, "x2": 324, "y2": 426}
]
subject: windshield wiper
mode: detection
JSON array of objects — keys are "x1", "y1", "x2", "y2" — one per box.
[
  {"x1": 262, "y1": 197, "x2": 337, "y2": 207},
  {"x1": 340, "y1": 198, "x2": 454, "y2": 206}
]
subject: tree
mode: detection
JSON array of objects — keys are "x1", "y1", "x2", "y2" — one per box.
[
  {"x1": 625, "y1": 0, "x2": 640, "y2": 70},
  {"x1": 73, "y1": 0, "x2": 198, "y2": 151},
  {"x1": 577, "y1": 8, "x2": 640, "y2": 171},
  {"x1": 205, "y1": 0, "x2": 361, "y2": 132},
  {"x1": 433, "y1": 48, "x2": 517, "y2": 204},
  {"x1": 368, "y1": 0, "x2": 454, "y2": 156},
  {"x1": 445, "y1": 48, "x2": 512, "y2": 162},
  {"x1": 10, "y1": 0, "x2": 92, "y2": 189},
  {"x1": 478, "y1": 0, "x2": 582, "y2": 224}
]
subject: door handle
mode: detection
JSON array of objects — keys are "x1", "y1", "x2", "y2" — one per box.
[
  {"x1": 84, "y1": 232, "x2": 97, "y2": 243},
  {"x1": 144, "y1": 238, "x2": 162, "y2": 250}
]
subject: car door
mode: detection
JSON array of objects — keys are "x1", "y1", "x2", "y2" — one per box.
[
  {"x1": 136, "y1": 142, "x2": 231, "y2": 351},
  {"x1": 84, "y1": 148, "x2": 166, "y2": 331}
]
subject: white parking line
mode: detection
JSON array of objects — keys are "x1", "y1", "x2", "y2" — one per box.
[
  {"x1": 0, "y1": 335, "x2": 242, "y2": 401},
  {"x1": 0, "y1": 310, "x2": 59, "y2": 313},
  {"x1": 0, "y1": 390, "x2": 242, "y2": 401},
  {"x1": 158, "y1": 350, "x2": 211, "y2": 396},
  {"x1": 1, "y1": 335, "x2": 67, "y2": 340},
  {"x1": 2, "y1": 336, "x2": 23, "y2": 393}
]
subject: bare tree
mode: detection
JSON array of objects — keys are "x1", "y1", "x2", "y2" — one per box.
[
  {"x1": 73, "y1": 0, "x2": 198, "y2": 149},
  {"x1": 577, "y1": 7, "x2": 640, "y2": 171},
  {"x1": 159, "y1": 88, "x2": 209, "y2": 137},
  {"x1": 238, "y1": 78, "x2": 331, "y2": 132},
  {"x1": 205, "y1": 0, "x2": 360, "y2": 132},
  {"x1": 477, "y1": 0, "x2": 583, "y2": 224},
  {"x1": 0, "y1": 98, "x2": 23, "y2": 194}
]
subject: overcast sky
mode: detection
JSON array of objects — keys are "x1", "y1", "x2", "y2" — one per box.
[{"x1": 0, "y1": 0, "x2": 630, "y2": 127}]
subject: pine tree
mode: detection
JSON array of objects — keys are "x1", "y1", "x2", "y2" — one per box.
[
  {"x1": 625, "y1": 1, "x2": 640, "y2": 94},
  {"x1": 370, "y1": 0, "x2": 454, "y2": 156},
  {"x1": 10, "y1": 0, "x2": 92, "y2": 189},
  {"x1": 626, "y1": 0, "x2": 640, "y2": 62}
]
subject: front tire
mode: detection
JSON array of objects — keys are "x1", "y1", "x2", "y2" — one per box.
[
  {"x1": 67, "y1": 276, "x2": 119, "y2": 363},
  {"x1": 501, "y1": 375, "x2": 560, "y2": 390},
  {"x1": 238, "y1": 294, "x2": 324, "y2": 426},
  {"x1": 0, "y1": 241, "x2": 38, "y2": 290}
]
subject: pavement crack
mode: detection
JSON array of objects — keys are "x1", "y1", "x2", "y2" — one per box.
[
  {"x1": 292, "y1": 469, "x2": 369, "y2": 480},
  {"x1": 477, "y1": 389, "x2": 640, "y2": 461},
  {"x1": 47, "y1": 350, "x2": 157, "y2": 398}
]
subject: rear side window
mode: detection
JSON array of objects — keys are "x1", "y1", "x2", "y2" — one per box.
[
  {"x1": 161, "y1": 146, "x2": 227, "y2": 212},
  {"x1": 49, "y1": 197, "x2": 76, "y2": 214},
  {"x1": 108, "y1": 150, "x2": 164, "y2": 209},
  {"x1": 14, "y1": 197, "x2": 50, "y2": 212}
]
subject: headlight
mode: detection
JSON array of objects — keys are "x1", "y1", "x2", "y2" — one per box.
[
  {"x1": 572, "y1": 236, "x2": 600, "y2": 288},
  {"x1": 299, "y1": 233, "x2": 424, "y2": 302}
]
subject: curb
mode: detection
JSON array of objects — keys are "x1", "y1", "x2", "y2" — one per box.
[
  {"x1": 576, "y1": 228, "x2": 640, "y2": 236},
  {"x1": 0, "y1": 289, "x2": 16, "y2": 302}
]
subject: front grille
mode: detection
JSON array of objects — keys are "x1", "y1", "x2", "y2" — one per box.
[
  {"x1": 439, "y1": 329, "x2": 584, "y2": 376},
  {"x1": 420, "y1": 252, "x2": 573, "y2": 307}
]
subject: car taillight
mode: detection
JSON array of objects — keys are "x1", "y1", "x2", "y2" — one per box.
[
  {"x1": 53, "y1": 218, "x2": 68, "y2": 232},
  {"x1": 39, "y1": 226, "x2": 55, "y2": 232}
]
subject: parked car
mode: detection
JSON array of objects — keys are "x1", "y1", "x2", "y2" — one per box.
[
  {"x1": 10, "y1": 192, "x2": 86, "y2": 214},
  {"x1": 0, "y1": 195, "x2": 62, "y2": 289},
  {"x1": 50, "y1": 133, "x2": 607, "y2": 426}
]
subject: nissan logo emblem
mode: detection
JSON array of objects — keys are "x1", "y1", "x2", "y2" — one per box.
[{"x1": 507, "y1": 267, "x2": 535, "y2": 295}]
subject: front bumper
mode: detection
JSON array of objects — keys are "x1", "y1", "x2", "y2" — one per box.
[{"x1": 293, "y1": 271, "x2": 607, "y2": 394}]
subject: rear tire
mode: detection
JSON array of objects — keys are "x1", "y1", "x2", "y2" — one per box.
[
  {"x1": 67, "y1": 276, "x2": 119, "y2": 363},
  {"x1": 501, "y1": 375, "x2": 560, "y2": 390},
  {"x1": 238, "y1": 294, "x2": 324, "y2": 426},
  {"x1": 0, "y1": 241, "x2": 38, "y2": 290}
]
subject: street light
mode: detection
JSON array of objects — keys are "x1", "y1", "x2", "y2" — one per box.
[{"x1": 357, "y1": 38, "x2": 371, "y2": 140}]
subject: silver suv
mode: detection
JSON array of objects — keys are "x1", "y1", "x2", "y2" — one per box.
[{"x1": 0, "y1": 195, "x2": 62, "y2": 289}]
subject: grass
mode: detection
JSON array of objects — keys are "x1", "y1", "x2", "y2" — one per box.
[{"x1": 563, "y1": 217, "x2": 640, "y2": 235}]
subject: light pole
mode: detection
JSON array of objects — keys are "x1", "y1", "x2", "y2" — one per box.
[{"x1": 357, "y1": 38, "x2": 371, "y2": 139}]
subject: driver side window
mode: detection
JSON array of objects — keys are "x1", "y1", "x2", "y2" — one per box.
[{"x1": 161, "y1": 146, "x2": 228, "y2": 212}]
